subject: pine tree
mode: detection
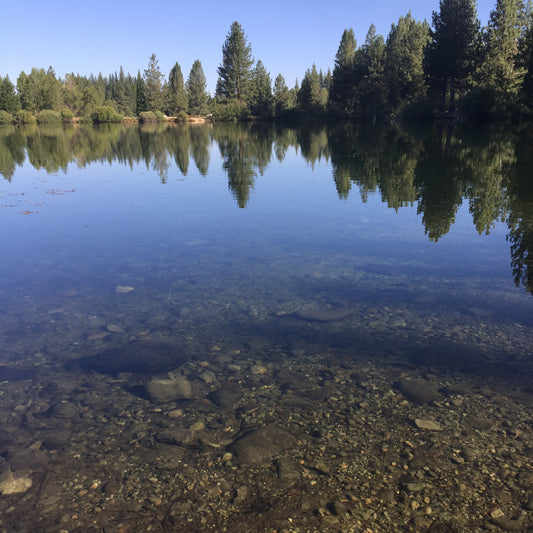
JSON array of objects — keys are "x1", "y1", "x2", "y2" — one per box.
[
  {"x1": 425, "y1": 0, "x2": 481, "y2": 113},
  {"x1": 330, "y1": 28, "x2": 357, "y2": 113},
  {"x1": 0, "y1": 76, "x2": 21, "y2": 113},
  {"x1": 479, "y1": 0, "x2": 525, "y2": 107},
  {"x1": 298, "y1": 65, "x2": 323, "y2": 113},
  {"x1": 216, "y1": 21, "x2": 254, "y2": 103},
  {"x1": 385, "y1": 12, "x2": 431, "y2": 111},
  {"x1": 522, "y1": 21, "x2": 533, "y2": 107},
  {"x1": 144, "y1": 53, "x2": 165, "y2": 112},
  {"x1": 249, "y1": 60, "x2": 272, "y2": 116},
  {"x1": 136, "y1": 70, "x2": 147, "y2": 114},
  {"x1": 355, "y1": 25, "x2": 387, "y2": 118},
  {"x1": 273, "y1": 74, "x2": 291, "y2": 116},
  {"x1": 42, "y1": 66, "x2": 61, "y2": 110},
  {"x1": 166, "y1": 62, "x2": 188, "y2": 115},
  {"x1": 187, "y1": 60, "x2": 208, "y2": 115}
]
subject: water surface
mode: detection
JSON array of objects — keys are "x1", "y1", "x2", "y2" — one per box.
[{"x1": 0, "y1": 122, "x2": 532, "y2": 532}]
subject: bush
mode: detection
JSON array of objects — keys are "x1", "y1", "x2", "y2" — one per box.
[
  {"x1": 91, "y1": 106, "x2": 123, "y2": 123},
  {"x1": 139, "y1": 111, "x2": 158, "y2": 123},
  {"x1": 36, "y1": 109, "x2": 62, "y2": 124},
  {"x1": 154, "y1": 110, "x2": 166, "y2": 122},
  {"x1": 175, "y1": 110, "x2": 189, "y2": 123},
  {"x1": 61, "y1": 108, "x2": 74, "y2": 123},
  {"x1": 0, "y1": 110, "x2": 13, "y2": 124},
  {"x1": 459, "y1": 87, "x2": 497, "y2": 123},
  {"x1": 14, "y1": 110, "x2": 36, "y2": 124},
  {"x1": 79, "y1": 116, "x2": 93, "y2": 124},
  {"x1": 398, "y1": 98, "x2": 434, "y2": 121},
  {"x1": 211, "y1": 101, "x2": 251, "y2": 122}
]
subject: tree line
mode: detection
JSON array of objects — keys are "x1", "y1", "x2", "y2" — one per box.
[{"x1": 1, "y1": 0, "x2": 532, "y2": 124}]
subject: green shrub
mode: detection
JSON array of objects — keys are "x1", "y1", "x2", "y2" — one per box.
[
  {"x1": 91, "y1": 106, "x2": 123, "y2": 123},
  {"x1": 211, "y1": 101, "x2": 251, "y2": 122},
  {"x1": 398, "y1": 98, "x2": 434, "y2": 121},
  {"x1": 14, "y1": 110, "x2": 36, "y2": 124},
  {"x1": 61, "y1": 108, "x2": 74, "y2": 123},
  {"x1": 139, "y1": 111, "x2": 158, "y2": 123},
  {"x1": 36, "y1": 109, "x2": 62, "y2": 124},
  {"x1": 0, "y1": 110, "x2": 13, "y2": 124},
  {"x1": 175, "y1": 110, "x2": 188, "y2": 123},
  {"x1": 459, "y1": 87, "x2": 497, "y2": 123},
  {"x1": 154, "y1": 110, "x2": 166, "y2": 122},
  {"x1": 79, "y1": 116, "x2": 94, "y2": 124}
]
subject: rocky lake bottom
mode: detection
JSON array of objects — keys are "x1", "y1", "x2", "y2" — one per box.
[{"x1": 0, "y1": 277, "x2": 532, "y2": 533}]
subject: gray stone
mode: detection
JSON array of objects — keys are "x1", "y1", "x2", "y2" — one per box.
[
  {"x1": 492, "y1": 516, "x2": 523, "y2": 531},
  {"x1": 208, "y1": 387, "x2": 243, "y2": 409},
  {"x1": 145, "y1": 376, "x2": 192, "y2": 403},
  {"x1": 230, "y1": 425, "x2": 297, "y2": 465},
  {"x1": 397, "y1": 378, "x2": 442, "y2": 403},
  {"x1": 79, "y1": 339, "x2": 188, "y2": 376},
  {"x1": 156, "y1": 428, "x2": 197, "y2": 447}
]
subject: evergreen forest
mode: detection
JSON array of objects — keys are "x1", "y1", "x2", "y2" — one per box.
[{"x1": 1, "y1": 0, "x2": 533, "y2": 124}]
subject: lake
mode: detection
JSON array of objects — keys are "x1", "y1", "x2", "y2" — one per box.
[{"x1": 0, "y1": 122, "x2": 532, "y2": 532}]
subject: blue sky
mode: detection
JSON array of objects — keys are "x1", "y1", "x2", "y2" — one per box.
[{"x1": 2, "y1": 0, "x2": 493, "y2": 95}]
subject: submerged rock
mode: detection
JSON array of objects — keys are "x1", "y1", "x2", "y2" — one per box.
[
  {"x1": 396, "y1": 378, "x2": 442, "y2": 403},
  {"x1": 294, "y1": 306, "x2": 353, "y2": 322},
  {"x1": 0, "y1": 457, "x2": 32, "y2": 495},
  {"x1": 145, "y1": 376, "x2": 192, "y2": 403},
  {"x1": 230, "y1": 425, "x2": 297, "y2": 465},
  {"x1": 77, "y1": 340, "x2": 189, "y2": 376},
  {"x1": 412, "y1": 342, "x2": 484, "y2": 370}
]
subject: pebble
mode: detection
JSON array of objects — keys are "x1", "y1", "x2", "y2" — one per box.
[
  {"x1": 115, "y1": 286, "x2": 135, "y2": 293},
  {"x1": 250, "y1": 364, "x2": 267, "y2": 375},
  {"x1": 415, "y1": 419, "x2": 443, "y2": 431}
]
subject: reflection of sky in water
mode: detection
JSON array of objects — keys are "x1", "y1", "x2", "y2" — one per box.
[{"x1": 0, "y1": 143, "x2": 530, "y2": 331}]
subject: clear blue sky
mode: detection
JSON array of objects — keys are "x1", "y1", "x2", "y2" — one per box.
[{"x1": 1, "y1": 0, "x2": 493, "y2": 94}]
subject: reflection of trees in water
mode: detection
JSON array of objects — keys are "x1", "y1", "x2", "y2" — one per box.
[
  {"x1": 506, "y1": 128, "x2": 533, "y2": 294},
  {"x1": 2, "y1": 121, "x2": 533, "y2": 293},
  {"x1": 213, "y1": 123, "x2": 276, "y2": 208},
  {"x1": 189, "y1": 126, "x2": 210, "y2": 176}
]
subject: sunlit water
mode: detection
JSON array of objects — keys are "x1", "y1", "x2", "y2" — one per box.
[{"x1": 0, "y1": 122, "x2": 532, "y2": 531}]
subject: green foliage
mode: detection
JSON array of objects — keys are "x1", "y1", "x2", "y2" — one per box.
[
  {"x1": 211, "y1": 100, "x2": 251, "y2": 122},
  {"x1": 298, "y1": 64, "x2": 325, "y2": 113},
  {"x1": 166, "y1": 62, "x2": 188, "y2": 115},
  {"x1": 187, "y1": 60, "x2": 209, "y2": 115},
  {"x1": 426, "y1": 0, "x2": 481, "y2": 113},
  {"x1": 144, "y1": 53, "x2": 165, "y2": 112},
  {"x1": 354, "y1": 25, "x2": 387, "y2": 118},
  {"x1": 139, "y1": 111, "x2": 158, "y2": 123},
  {"x1": 273, "y1": 74, "x2": 292, "y2": 117},
  {"x1": 477, "y1": 0, "x2": 525, "y2": 110},
  {"x1": 16, "y1": 67, "x2": 61, "y2": 113},
  {"x1": 14, "y1": 110, "x2": 36, "y2": 124},
  {"x1": 249, "y1": 60, "x2": 272, "y2": 116},
  {"x1": 0, "y1": 76, "x2": 21, "y2": 113},
  {"x1": 459, "y1": 86, "x2": 498, "y2": 122},
  {"x1": 81, "y1": 86, "x2": 103, "y2": 116},
  {"x1": 0, "y1": 110, "x2": 13, "y2": 124},
  {"x1": 175, "y1": 110, "x2": 188, "y2": 123},
  {"x1": 79, "y1": 116, "x2": 93, "y2": 124},
  {"x1": 91, "y1": 106, "x2": 123, "y2": 123},
  {"x1": 385, "y1": 13, "x2": 431, "y2": 112},
  {"x1": 61, "y1": 108, "x2": 74, "y2": 123},
  {"x1": 154, "y1": 110, "x2": 166, "y2": 122},
  {"x1": 216, "y1": 21, "x2": 254, "y2": 103},
  {"x1": 36, "y1": 109, "x2": 62, "y2": 124},
  {"x1": 330, "y1": 28, "x2": 357, "y2": 113}
]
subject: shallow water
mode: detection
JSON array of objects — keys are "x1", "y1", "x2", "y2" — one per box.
[{"x1": 0, "y1": 122, "x2": 532, "y2": 532}]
